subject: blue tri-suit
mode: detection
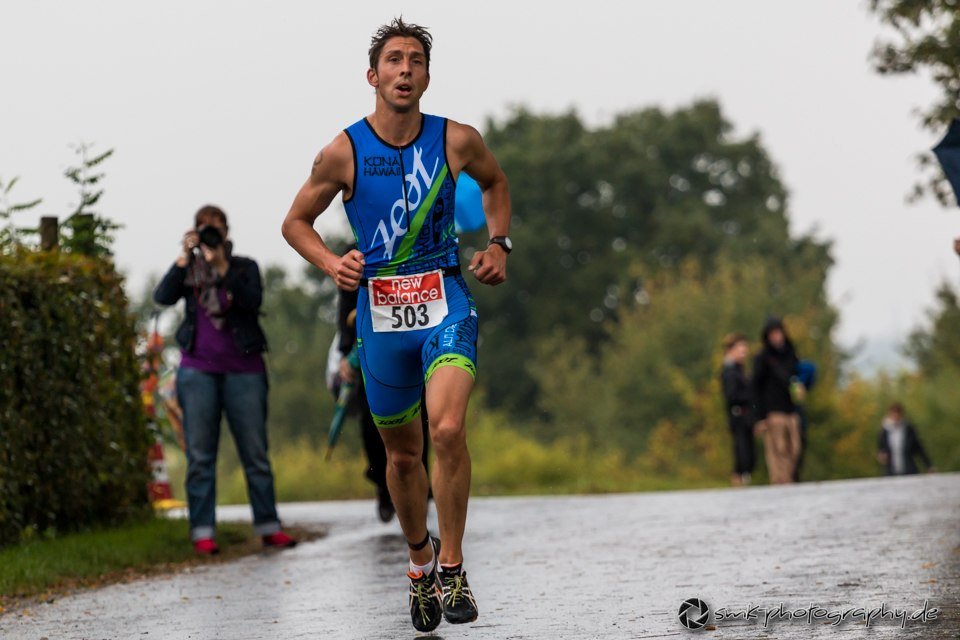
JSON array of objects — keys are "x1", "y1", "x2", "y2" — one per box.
[{"x1": 343, "y1": 114, "x2": 478, "y2": 427}]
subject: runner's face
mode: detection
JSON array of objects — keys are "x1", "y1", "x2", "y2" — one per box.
[{"x1": 367, "y1": 37, "x2": 429, "y2": 111}]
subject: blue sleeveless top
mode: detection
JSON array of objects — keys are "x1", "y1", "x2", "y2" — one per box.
[{"x1": 343, "y1": 114, "x2": 459, "y2": 277}]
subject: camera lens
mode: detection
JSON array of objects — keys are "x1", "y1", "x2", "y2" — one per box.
[{"x1": 198, "y1": 226, "x2": 223, "y2": 249}]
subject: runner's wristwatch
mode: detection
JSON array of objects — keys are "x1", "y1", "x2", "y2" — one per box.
[{"x1": 487, "y1": 236, "x2": 513, "y2": 254}]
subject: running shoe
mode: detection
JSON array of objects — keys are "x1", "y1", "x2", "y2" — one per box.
[
  {"x1": 407, "y1": 537, "x2": 442, "y2": 632},
  {"x1": 377, "y1": 486, "x2": 395, "y2": 523},
  {"x1": 440, "y1": 564, "x2": 478, "y2": 624}
]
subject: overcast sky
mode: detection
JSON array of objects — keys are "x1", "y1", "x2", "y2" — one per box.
[{"x1": 3, "y1": 1, "x2": 958, "y2": 369}]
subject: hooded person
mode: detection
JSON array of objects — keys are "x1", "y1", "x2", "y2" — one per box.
[{"x1": 751, "y1": 317, "x2": 801, "y2": 484}]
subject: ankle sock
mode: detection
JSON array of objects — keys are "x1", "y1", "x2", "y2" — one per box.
[{"x1": 409, "y1": 548, "x2": 436, "y2": 576}]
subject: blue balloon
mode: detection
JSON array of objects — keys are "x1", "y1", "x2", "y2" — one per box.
[
  {"x1": 796, "y1": 360, "x2": 817, "y2": 389},
  {"x1": 454, "y1": 173, "x2": 487, "y2": 233}
]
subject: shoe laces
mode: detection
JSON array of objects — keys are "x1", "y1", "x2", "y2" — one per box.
[
  {"x1": 410, "y1": 572, "x2": 437, "y2": 619},
  {"x1": 442, "y1": 572, "x2": 467, "y2": 606}
]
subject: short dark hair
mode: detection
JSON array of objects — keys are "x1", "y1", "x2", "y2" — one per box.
[
  {"x1": 888, "y1": 402, "x2": 904, "y2": 416},
  {"x1": 195, "y1": 204, "x2": 228, "y2": 230},
  {"x1": 368, "y1": 17, "x2": 433, "y2": 72},
  {"x1": 722, "y1": 332, "x2": 748, "y2": 352}
]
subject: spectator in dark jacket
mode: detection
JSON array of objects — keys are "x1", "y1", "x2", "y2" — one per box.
[
  {"x1": 877, "y1": 403, "x2": 934, "y2": 476},
  {"x1": 154, "y1": 205, "x2": 295, "y2": 555},
  {"x1": 721, "y1": 333, "x2": 755, "y2": 486},
  {"x1": 751, "y1": 317, "x2": 801, "y2": 484}
]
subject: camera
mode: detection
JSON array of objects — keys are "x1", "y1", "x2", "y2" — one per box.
[{"x1": 197, "y1": 226, "x2": 223, "y2": 249}]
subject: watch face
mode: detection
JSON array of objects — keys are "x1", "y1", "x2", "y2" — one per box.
[{"x1": 503, "y1": 237, "x2": 513, "y2": 251}]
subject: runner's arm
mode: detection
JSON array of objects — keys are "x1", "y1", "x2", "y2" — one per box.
[
  {"x1": 447, "y1": 121, "x2": 511, "y2": 285},
  {"x1": 281, "y1": 134, "x2": 365, "y2": 290}
]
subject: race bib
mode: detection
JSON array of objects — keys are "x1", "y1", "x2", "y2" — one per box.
[{"x1": 368, "y1": 270, "x2": 448, "y2": 333}]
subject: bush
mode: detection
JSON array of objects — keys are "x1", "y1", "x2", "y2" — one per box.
[{"x1": 0, "y1": 250, "x2": 150, "y2": 547}]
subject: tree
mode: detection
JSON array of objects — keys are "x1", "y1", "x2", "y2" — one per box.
[
  {"x1": 60, "y1": 142, "x2": 120, "y2": 256},
  {"x1": 869, "y1": 0, "x2": 960, "y2": 203},
  {"x1": 467, "y1": 101, "x2": 833, "y2": 414},
  {"x1": 906, "y1": 281, "x2": 960, "y2": 374},
  {"x1": 258, "y1": 263, "x2": 342, "y2": 444},
  {"x1": 896, "y1": 281, "x2": 960, "y2": 473},
  {"x1": 531, "y1": 255, "x2": 841, "y2": 459},
  {"x1": 0, "y1": 176, "x2": 42, "y2": 252}
]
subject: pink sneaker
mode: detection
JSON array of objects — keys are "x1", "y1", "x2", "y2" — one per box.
[
  {"x1": 193, "y1": 538, "x2": 220, "y2": 555},
  {"x1": 262, "y1": 531, "x2": 298, "y2": 549}
]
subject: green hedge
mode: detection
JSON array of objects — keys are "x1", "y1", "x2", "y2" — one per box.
[{"x1": 0, "y1": 251, "x2": 150, "y2": 547}]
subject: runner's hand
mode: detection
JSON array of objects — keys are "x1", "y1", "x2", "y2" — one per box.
[
  {"x1": 331, "y1": 249, "x2": 365, "y2": 291},
  {"x1": 468, "y1": 246, "x2": 507, "y2": 286},
  {"x1": 339, "y1": 357, "x2": 357, "y2": 384}
]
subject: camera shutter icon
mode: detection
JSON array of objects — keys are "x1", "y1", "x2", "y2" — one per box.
[{"x1": 678, "y1": 598, "x2": 710, "y2": 630}]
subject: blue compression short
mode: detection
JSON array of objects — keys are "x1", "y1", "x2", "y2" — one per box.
[{"x1": 356, "y1": 273, "x2": 478, "y2": 428}]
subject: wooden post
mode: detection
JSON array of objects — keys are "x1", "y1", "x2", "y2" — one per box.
[{"x1": 40, "y1": 216, "x2": 59, "y2": 251}]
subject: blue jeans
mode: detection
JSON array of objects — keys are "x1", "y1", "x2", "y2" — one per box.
[{"x1": 176, "y1": 367, "x2": 281, "y2": 541}]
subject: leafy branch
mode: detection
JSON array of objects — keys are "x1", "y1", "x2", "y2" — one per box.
[
  {"x1": 0, "y1": 176, "x2": 43, "y2": 252},
  {"x1": 869, "y1": 0, "x2": 960, "y2": 204},
  {"x1": 60, "y1": 142, "x2": 120, "y2": 256}
]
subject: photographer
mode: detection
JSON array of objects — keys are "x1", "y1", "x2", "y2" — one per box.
[{"x1": 154, "y1": 205, "x2": 296, "y2": 554}]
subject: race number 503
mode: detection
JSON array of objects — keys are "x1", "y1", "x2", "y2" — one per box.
[
  {"x1": 391, "y1": 304, "x2": 430, "y2": 329},
  {"x1": 369, "y1": 271, "x2": 448, "y2": 333}
]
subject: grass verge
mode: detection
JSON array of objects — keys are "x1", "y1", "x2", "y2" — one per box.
[
  {"x1": 0, "y1": 517, "x2": 325, "y2": 616},
  {"x1": 161, "y1": 414, "x2": 728, "y2": 507}
]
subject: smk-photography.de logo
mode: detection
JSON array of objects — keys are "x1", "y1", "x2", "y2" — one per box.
[
  {"x1": 677, "y1": 598, "x2": 940, "y2": 631},
  {"x1": 678, "y1": 598, "x2": 710, "y2": 630}
]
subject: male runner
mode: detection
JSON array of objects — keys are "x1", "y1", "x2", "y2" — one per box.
[{"x1": 281, "y1": 18, "x2": 511, "y2": 632}]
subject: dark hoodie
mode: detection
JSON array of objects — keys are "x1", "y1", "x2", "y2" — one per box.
[{"x1": 751, "y1": 317, "x2": 799, "y2": 419}]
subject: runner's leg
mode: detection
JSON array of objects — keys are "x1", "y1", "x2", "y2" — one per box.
[
  {"x1": 424, "y1": 365, "x2": 474, "y2": 566},
  {"x1": 378, "y1": 415, "x2": 433, "y2": 565}
]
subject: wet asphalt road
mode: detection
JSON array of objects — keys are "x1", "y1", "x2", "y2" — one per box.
[{"x1": 2, "y1": 473, "x2": 958, "y2": 640}]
